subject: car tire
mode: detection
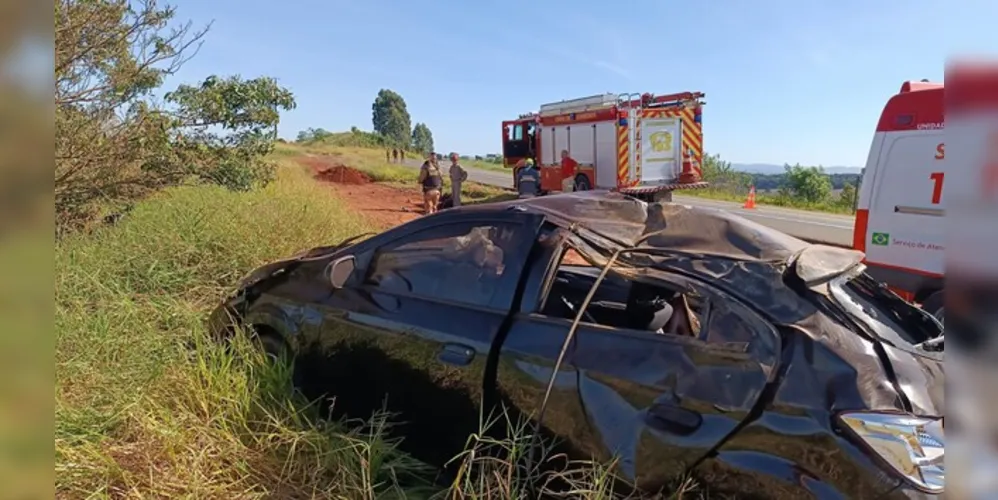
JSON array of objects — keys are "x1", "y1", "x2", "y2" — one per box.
[
  {"x1": 921, "y1": 290, "x2": 944, "y2": 324},
  {"x1": 574, "y1": 175, "x2": 591, "y2": 191}
]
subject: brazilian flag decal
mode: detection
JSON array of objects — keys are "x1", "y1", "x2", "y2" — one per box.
[{"x1": 871, "y1": 232, "x2": 890, "y2": 246}]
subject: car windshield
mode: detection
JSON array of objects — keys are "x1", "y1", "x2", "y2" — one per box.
[{"x1": 828, "y1": 265, "x2": 943, "y2": 352}]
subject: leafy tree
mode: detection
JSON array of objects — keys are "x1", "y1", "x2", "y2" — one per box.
[
  {"x1": 165, "y1": 75, "x2": 296, "y2": 189},
  {"x1": 54, "y1": 0, "x2": 295, "y2": 230},
  {"x1": 838, "y1": 182, "x2": 858, "y2": 212},
  {"x1": 746, "y1": 172, "x2": 859, "y2": 191},
  {"x1": 700, "y1": 153, "x2": 751, "y2": 191},
  {"x1": 371, "y1": 89, "x2": 412, "y2": 149},
  {"x1": 411, "y1": 122, "x2": 434, "y2": 154},
  {"x1": 700, "y1": 153, "x2": 732, "y2": 179},
  {"x1": 779, "y1": 164, "x2": 832, "y2": 203},
  {"x1": 297, "y1": 127, "x2": 333, "y2": 143}
]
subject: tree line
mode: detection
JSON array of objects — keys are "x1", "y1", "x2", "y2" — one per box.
[
  {"x1": 700, "y1": 154, "x2": 859, "y2": 212},
  {"x1": 749, "y1": 172, "x2": 860, "y2": 192},
  {"x1": 55, "y1": 0, "x2": 295, "y2": 232},
  {"x1": 296, "y1": 89, "x2": 435, "y2": 155}
]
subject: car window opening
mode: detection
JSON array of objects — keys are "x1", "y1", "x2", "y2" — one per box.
[
  {"x1": 830, "y1": 265, "x2": 944, "y2": 351},
  {"x1": 365, "y1": 223, "x2": 521, "y2": 307},
  {"x1": 540, "y1": 247, "x2": 706, "y2": 338}
]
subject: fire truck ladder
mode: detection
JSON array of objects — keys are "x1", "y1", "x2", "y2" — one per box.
[{"x1": 617, "y1": 93, "x2": 643, "y2": 183}]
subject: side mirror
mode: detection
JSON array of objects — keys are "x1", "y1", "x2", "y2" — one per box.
[{"x1": 326, "y1": 255, "x2": 356, "y2": 289}]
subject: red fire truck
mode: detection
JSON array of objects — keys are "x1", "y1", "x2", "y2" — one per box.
[{"x1": 501, "y1": 91, "x2": 709, "y2": 201}]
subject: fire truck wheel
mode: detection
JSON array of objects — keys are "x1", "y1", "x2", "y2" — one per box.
[
  {"x1": 921, "y1": 290, "x2": 944, "y2": 323},
  {"x1": 574, "y1": 175, "x2": 591, "y2": 191}
]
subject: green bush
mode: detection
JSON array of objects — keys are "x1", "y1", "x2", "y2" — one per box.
[
  {"x1": 693, "y1": 154, "x2": 856, "y2": 214},
  {"x1": 298, "y1": 128, "x2": 391, "y2": 149}
]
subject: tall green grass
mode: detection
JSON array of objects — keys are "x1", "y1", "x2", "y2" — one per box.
[
  {"x1": 55, "y1": 162, "x2": 673, "y2": 498},
  {"x1": 55, "y1": 165, "x2": 401, "y2": 497}
]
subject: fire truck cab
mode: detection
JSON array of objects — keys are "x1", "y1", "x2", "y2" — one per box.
[{"x1": 502, "y1": 91, "x2": 709, "y2": 201}]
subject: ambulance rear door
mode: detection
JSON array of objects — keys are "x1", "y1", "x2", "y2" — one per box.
[{"x1": 863, "y1": 100, "x2": 945, "y2": 284}]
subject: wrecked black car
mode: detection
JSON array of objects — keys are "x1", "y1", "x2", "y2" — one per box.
[{"x1": 209, "y1": 191, "x2": 944, "y2": 499}]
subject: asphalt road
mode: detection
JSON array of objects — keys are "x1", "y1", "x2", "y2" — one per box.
[{"x1": 401, "y1": 160, "x2": 855, "y2": 247}]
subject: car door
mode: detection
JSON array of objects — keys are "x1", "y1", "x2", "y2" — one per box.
[
  {"x1": 301, "y1": 213, "x2": 546, "y2": 468},
  {"x1": 495, "y1": 266, "x2": 780, "y2": 492}
]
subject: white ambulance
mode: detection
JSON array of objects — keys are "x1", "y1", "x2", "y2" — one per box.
[{"x1": 853, "y1": 80, "x2": 945, "y2": 319}]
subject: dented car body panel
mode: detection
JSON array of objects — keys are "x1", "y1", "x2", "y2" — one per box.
[{"x1": 210, "y1": 191, "x2": 944, "y2": 498}]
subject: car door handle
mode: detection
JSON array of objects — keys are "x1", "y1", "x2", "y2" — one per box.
[
  {"x1": 438, "y1": 343, "x2": 475, "y2": 366},
  {"x1": 645, "y1": 403, "x2": 702, "y2": 435}
]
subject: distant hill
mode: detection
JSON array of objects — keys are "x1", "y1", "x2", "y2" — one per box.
[{"x1": 732, "y1": 163, "x2": 862, "y2": 175}]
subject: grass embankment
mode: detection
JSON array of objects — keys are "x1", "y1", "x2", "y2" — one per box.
[
  {"x1": 277, "y1": 142, "x2": 517, "y2": 205},
  {"x1": 56, "y1": 164, "x2": 389, "y2": 497},
  {"x1": 288, "y1": 130, "x2": 508, "y2": 174},
  {"x1": 680, "y1": 187, "x2": 856, "y2": 215},
  {"x1": 288, "y1": 132, "x2": 853, "y2": 215},
  {"x1": 54, "y1": 159, "x2": 637, "y2": 498}
]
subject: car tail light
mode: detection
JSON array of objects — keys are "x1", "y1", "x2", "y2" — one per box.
[{"x1": 838, "y1": 412, "x2": 944, "y2": 494}]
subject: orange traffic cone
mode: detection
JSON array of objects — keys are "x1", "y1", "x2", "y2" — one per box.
[{"x1": 743, "y1": 186, "x2": 757, "y2": 209}]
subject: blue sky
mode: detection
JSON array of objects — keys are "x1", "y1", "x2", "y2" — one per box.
[{"x1": 166, "y1": 0, "x2": 997, "y2": 167}]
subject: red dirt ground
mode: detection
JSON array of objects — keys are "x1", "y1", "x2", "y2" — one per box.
[
  {"x1": 298, "y1": 156, "x2": 373, "y2": 185},
  {"x1": 328, "y1": 182, "x2": 426, "y2": 228},
  {"x1": 297, "y1": 154, "x2": 588, "y2": 265},
  {"x1": 316, "y1": 165, "x2": 371, "y2": 185},
  {"x1": 297, "y1": 156, "x2": 424, "y2": 228}
]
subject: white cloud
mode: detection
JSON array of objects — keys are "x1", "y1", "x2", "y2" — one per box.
[{"x1": 541, "y1": 44, "x2": 635, "y2": 81}]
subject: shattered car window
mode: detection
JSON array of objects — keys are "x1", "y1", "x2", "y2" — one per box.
[
  {"x1": 699, "y1": 297, "x2": 778, "y2": 361},
  {"x1": 542, "y1": 264, "x2": 693, "y2": 336},
  {"x1": 539, "y1": 254, "x2": 779, "y2": 363},
  {"x1": 366, "y1": 223, "x2": 515, "y2": 307},
  {"x1": 831, "y1": 267, "x2": 943, "y2": 349}
]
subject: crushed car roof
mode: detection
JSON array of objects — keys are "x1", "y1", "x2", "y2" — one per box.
[{"x1": 456, "y1": 191, "x2": 814, "y2": 262}]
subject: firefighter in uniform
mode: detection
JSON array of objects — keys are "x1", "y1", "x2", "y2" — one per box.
[{"x1": 516, "y1": 158, "x2": 540, "y2": 198}]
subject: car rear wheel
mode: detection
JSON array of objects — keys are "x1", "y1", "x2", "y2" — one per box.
[{"x1": 574, "y1": 175, "x2": 591, "y2": 191}]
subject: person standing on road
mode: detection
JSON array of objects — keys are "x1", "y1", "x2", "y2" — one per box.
[
  {"x1": 560, "y1": 149, "x2": 578, "y2": 193},
  {"x1": 418, "y1": 152, "x2": 444, "y2": 214},
  {"x1": 516, "y1": 158, "x2": 540, "y2": 198},
  {"x1": 448, "y1": 153, "x2": 468, "y2": 207},
  {"x1": 392, "y1": 148, "x2": 399, "y2": 163}
]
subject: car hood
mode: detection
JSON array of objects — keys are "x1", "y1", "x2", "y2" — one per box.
[
  {"x1": 884, "y1": 344, "x2": 944, "y2": 416},
  {"x1": 234, "y1": 233, "x2": 372, "y2": 292}
]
